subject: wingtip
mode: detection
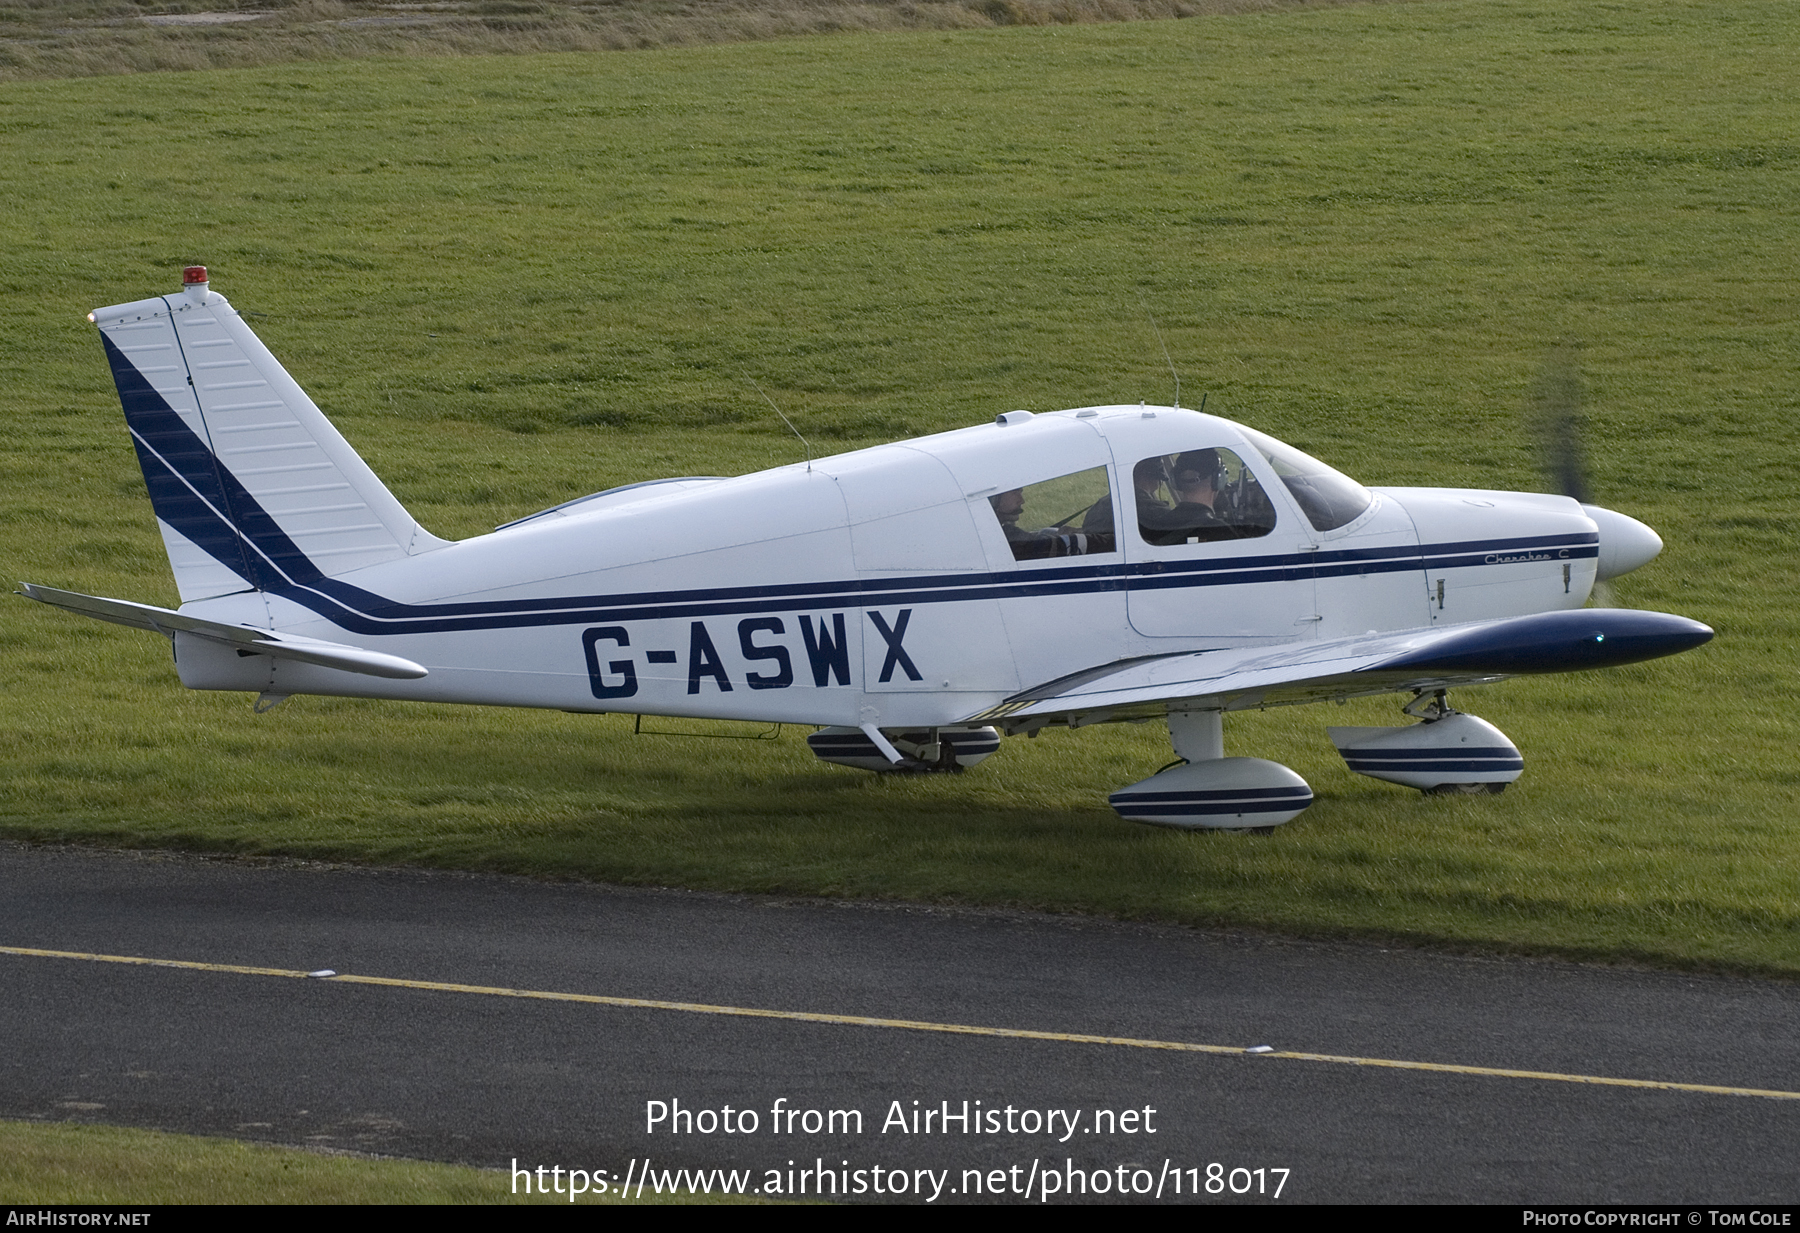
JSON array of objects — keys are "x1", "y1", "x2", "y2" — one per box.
[{"x1": 1381, "y1": 609, "x2": 1716, "y2": 675}]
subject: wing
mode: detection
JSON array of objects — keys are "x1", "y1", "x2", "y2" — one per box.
[
  {"x1": 964, "y1": 609, "x2": 1711, "y2": 731},
  {"x1": 15, "y1": 583, "x2": 428, "y2": 680}
]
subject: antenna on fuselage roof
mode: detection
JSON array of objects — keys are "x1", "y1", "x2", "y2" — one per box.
[
  {"x1": 1137, "y1": 292, "x2": 1182, "y2": 410},
  {"x1": 750, "y1": 379, "x2": 811, "y2": 473}
]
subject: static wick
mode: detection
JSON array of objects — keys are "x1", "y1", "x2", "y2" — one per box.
[{"x1": 751, "y1": 379, "x2": 811, "y2": 472}]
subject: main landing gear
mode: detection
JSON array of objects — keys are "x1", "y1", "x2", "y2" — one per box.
[
  {"x1": 1107, "y1": 710, "x2": 1313, "y2": 833},
  {"x1": 807, "y1": 725, "x2": 1001, "y2": 773},
  {"x1": 1109, "y1": 691, "x2": 1526, "y2": 831}
]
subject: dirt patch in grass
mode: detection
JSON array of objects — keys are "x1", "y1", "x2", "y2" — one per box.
[{"x1": 2, "y1": 0, "x2": 1382, "y2": 81}]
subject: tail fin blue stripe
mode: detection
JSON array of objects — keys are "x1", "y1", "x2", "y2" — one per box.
[
  {"x1": 102, "y1": 331, "x2": 260, "y2": 588},
  {"x1": 103, "y1": 331, "x2": 333, "y2": 595}
]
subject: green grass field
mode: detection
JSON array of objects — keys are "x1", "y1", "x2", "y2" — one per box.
[
  {"x1": 2, "y1": 0, "x2": 1796, "y2": 972},
  {"x1": 0, "y1": 1119, "x2": 757, "y2": 1202}
]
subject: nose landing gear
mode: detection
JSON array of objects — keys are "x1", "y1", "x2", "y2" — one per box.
[{"x1": 1329, "y1": 690, "x2": 1524, "y2": 794}]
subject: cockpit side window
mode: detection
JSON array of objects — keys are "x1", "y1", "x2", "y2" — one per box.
[
  {"x1": 1132, "y1": 448, "x2": 1276, "y2": 546},
  {"x1": 1238, "y1": 427, "x2": 1374, "y2": 533},
  {"x1": 985, "y1": 466, "x2": 1116, "y2": 561}
]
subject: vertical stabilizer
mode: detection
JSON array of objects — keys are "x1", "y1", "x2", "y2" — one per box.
[{"x1": 91, "y1": 268, "x2": 449, "y2": 602}]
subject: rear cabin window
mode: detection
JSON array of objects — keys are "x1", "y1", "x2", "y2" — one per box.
[
  {"x1": 985, "y1": 466, "x2": 1116, "y2": 561},
  {"x1": 1132, "y1": 448, "x2": 1277, "y2": 546}
]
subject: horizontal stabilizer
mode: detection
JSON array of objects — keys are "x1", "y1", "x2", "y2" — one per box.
[
  {"x1": 966, "y1": 609, "x2": 1712, "y2": 726},
  {"x1": 16, "y1": 583, "x2": 428, "y2": 680}
]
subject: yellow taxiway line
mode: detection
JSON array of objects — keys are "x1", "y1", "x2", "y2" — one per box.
[{"x1": 6, "y1": 943, "x2": 1797, "y2": 1102}]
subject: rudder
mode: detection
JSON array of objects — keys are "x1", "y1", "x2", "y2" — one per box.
[{"x1": 92, "y1": 267, "x2": 449, "y2": 602}]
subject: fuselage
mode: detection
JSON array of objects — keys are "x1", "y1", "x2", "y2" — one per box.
[{"x1": 171, "y1": 405, "x2": 1623, "y2": 727}]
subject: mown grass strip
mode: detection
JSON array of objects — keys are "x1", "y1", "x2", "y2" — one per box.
[{"x1": 0, "y1": 1118, "x2": 754, "y2": 1204}]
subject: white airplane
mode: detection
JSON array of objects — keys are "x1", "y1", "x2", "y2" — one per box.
[{"x1": 19, "y1": 268, "x2": 1713, "y2": 831}]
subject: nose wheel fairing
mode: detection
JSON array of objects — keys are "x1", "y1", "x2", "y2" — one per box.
[{"x1": 1329, "y1": 690, "x2": 1524, "y2": 793}]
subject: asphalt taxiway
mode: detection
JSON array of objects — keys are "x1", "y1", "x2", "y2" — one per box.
[{"x1": 2, "y1": 841, "x2": 1795, "y2": 1203}]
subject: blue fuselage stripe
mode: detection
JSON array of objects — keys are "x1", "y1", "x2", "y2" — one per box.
[{"x1": 106, "y1": 342, "x2": 1598, "y2": 638}]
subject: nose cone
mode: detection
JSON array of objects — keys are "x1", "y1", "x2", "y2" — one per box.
[{"x1": 1582, "y1": 504, "x2": 1664, "y2": 580}]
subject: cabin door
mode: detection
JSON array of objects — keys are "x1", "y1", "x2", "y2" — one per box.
[{"x1": 1100, "y1": 416, "x2": 1319, "y2": 643}]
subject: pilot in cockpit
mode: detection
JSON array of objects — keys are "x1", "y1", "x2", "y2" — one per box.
[
  {"x1": 1139, "y1": 449, "x2": 1238, "y2": 545},
  {"x1": 1167, "y1": 450, "x2": 1228, "y2": 528}
]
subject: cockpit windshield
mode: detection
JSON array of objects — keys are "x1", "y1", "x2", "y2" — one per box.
[{"x1": 1238, "y1": 427, "x2": 1374, "y2": 533}]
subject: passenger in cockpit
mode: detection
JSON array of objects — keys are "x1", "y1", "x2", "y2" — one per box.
[
  {"x1": 991, "y1": 488, "x2": 1093, "y2": 558},
  {"x1": 1078, "y1": 457, "x2": 1166, "y2": 539},
  {"x1": 1133, "y1": 456, "x2": 1173, "y2": 524}
]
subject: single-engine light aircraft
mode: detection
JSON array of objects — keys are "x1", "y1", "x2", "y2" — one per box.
[{"x1": 19, "y1": 269, "x2": 1714, "y2": 830}]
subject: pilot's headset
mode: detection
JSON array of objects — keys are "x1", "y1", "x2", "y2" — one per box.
[{"x1": 1171, "y1": 449, "x2": 1223, "y2": 499}]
